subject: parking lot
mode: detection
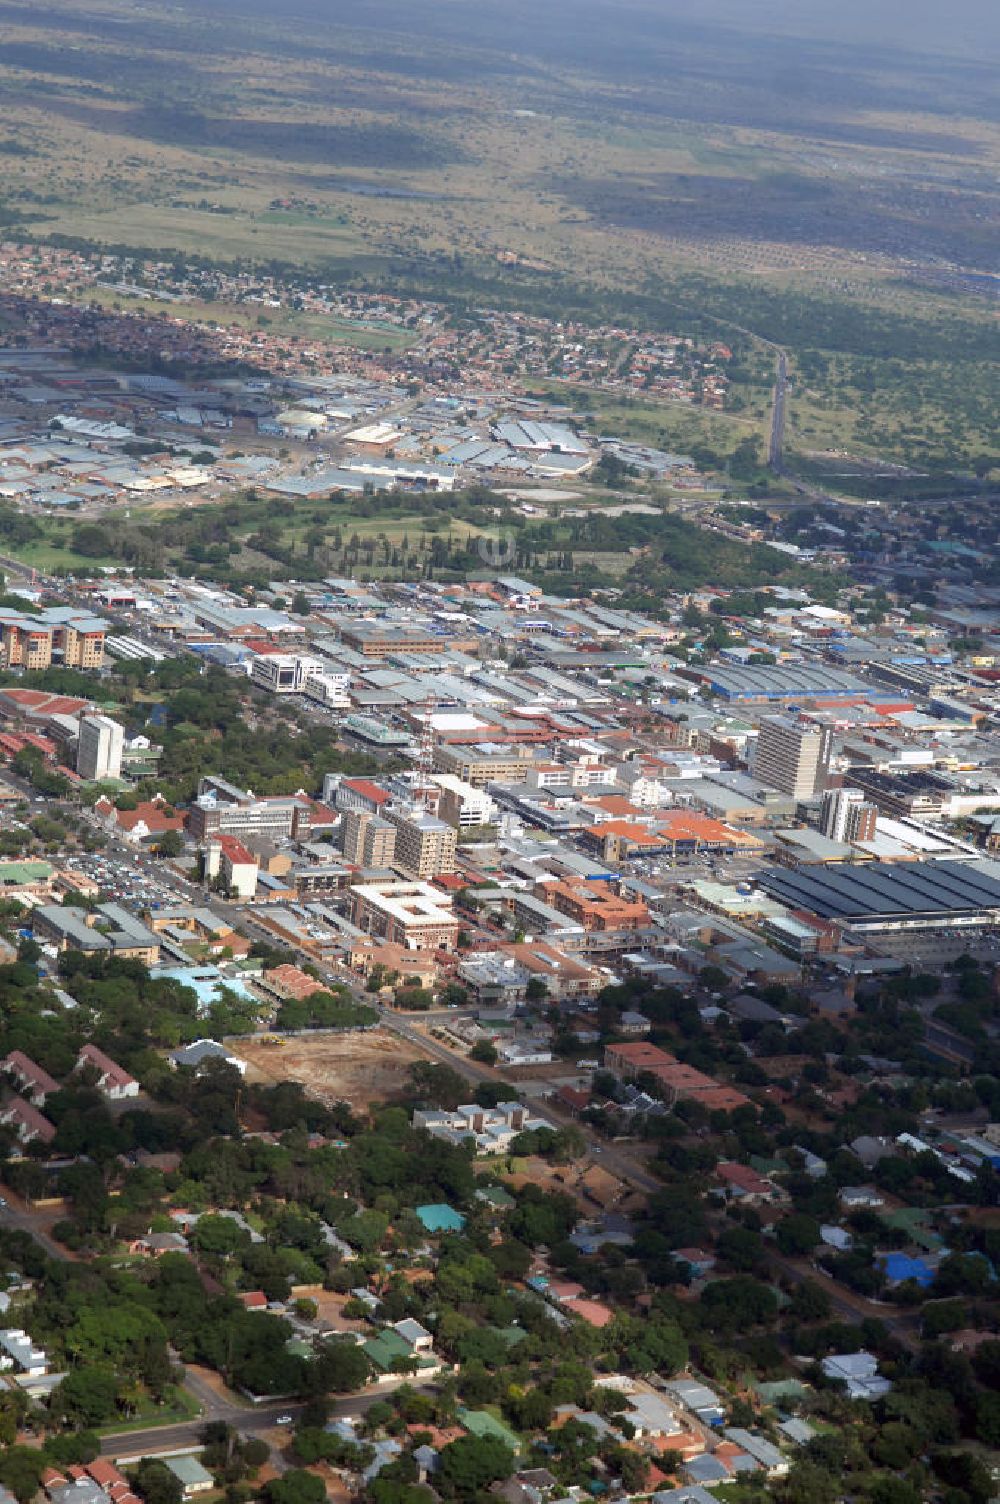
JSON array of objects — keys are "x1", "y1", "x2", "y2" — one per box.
[
  {"x1": 62, "y1": 849, "x2": 183, "y2": 913},
  {"x1": 866, "y1": 926, "x2": 1000, "y2": 969}
]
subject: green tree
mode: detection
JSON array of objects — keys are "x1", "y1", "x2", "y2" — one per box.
[
  {"x1": 132, "y1": 1460, "x2": 183, "y2": 1504},
  {"x1": 776, "y1": 1213, "x2": 821, "y2": 1257},
  {"x1": 265, "y1": 1471, "x2": 327, "y2": 1504},
  {"x1": 189, "y1": 1214, "x2": 251, "y2": 1258},
  {"x1": 55, "y1": 1366, "x2": 121, "y2": 1427},
  {"x1": 779, "y1": 1459, "x2": 839, "y2": 1504},
  {"x1": 438, "y1": 1435, "x2": 516, "y2": 1495},
  {"x1": 0, "y1": 1448, "x2": 45, "y2": 1504}
]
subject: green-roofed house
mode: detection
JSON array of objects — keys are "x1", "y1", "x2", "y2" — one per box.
[
  {"x1": 416, "y1": 1203, "x2": 466, "y2": 1234},
  {"x1": 492, "y1": 1325, "x2": 527, "y2": 1350},
  {"x1": 458, "y1": 1408, "x2": 521, "y2": 1456},
  {"x1": 476, "y1": 1185, "x2": 516, "y2": 1211},
  {"x1": 878, "y1": 1207, "x2": 945, "y2": 1254},
  {"x1": 752, "y1": 1377, "x2": 809, "y2": 1405},
  {"x1": 164, "y1": 1456, "x2": 213, "y2": 1498},
  {"x1": 365, "y1": 1328, "x2": 444, "y2": 1381},
  {"x1": 749, "y1": 1155, "x2": 786, "y2": 1177}
]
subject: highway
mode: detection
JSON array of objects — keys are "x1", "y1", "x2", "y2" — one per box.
[{"x1": 768, "y1": 348, "x2": 788, "y2": 473}]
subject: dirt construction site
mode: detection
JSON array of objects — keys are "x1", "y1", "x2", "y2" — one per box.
[{"x1": 232, "y1": 1028, "x2": 433, "y2": 1110}]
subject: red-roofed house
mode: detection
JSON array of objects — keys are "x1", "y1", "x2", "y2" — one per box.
[
  {"x1": 94, "y1": 793, "x2": 185, "y2": 847},
  {"x1": 258, "y1": 964, "x2": 325, "y2": 1003},
  {"x1": 0, "y1": 1094, "x2": 56, "y2": 1144},
  {"x1": 716, "y1": 1161, "x2": 782, "y2": 1204},
  {"x1": 4, "y1": 1050, "x2": 59, "y2": 1104},
  {"x1": 0, "y1": 688, "x2": 90, "y2": 723},
  {"x1": 77, "y1": 1044, "x2": 139, "y2": 1099}
]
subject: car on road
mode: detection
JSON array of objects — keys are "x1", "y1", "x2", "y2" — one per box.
[{"x1": 275, "y1": 1414, "x2": 293, "y2": 1426}]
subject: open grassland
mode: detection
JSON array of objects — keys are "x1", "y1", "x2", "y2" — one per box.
[{"x1": 0, "y1": 0, "x2": 995, "y2": 475}]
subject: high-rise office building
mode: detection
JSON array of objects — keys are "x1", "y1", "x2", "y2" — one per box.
[
  {"x1": 76, "y1": 714, "x2": 124, "y2": 782},
  {"x1": 820, "y1": 787, "x2": 878, "y2": 843},
  {"x1": 754, "y1": 716, "x2": 832, "y2": 799}
]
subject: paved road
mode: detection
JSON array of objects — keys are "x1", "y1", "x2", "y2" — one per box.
[
  {"x1": 768, "y1": 348, "x2": 788, "y2": 473},
  {"x1": 383, "y1": 1013, "x2": 664, "y2": 1194},
  {"x1": 0, "y1": 1195, "x2": 73, "y2": 1262},
  {"x1": 0, "y1": 550, "x2": 35, "y2": 587},
  {"x1": 101, "y1": 1380, "x2": 418, "y2": 1460},
  {"x1": 767, "y1": 1251, "x2": 918, "y2": 1350}
]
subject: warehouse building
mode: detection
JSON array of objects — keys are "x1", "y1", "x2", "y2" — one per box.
[{"x1": 756, "y1": 859, "x2": 1000, "y2": 932}]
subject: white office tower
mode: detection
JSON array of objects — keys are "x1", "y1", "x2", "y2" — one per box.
[
  {"x1": 76, "y1": 714, "x2": 124, "y2": 782},
  {"x1": 754, "y1": 715, "x2": 832, "y2": 799},
  {"x1": 820, "y1": 787, "x2": 877, "y2": 843}
]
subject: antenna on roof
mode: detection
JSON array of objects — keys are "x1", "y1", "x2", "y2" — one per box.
[{"x1": 414, "y1": 692, "x2": 435, "y2": 811}]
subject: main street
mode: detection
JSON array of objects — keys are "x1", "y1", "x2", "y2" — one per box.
[{"x1": 101, "y1": 1378, "x2": 426, "y2": 1462}]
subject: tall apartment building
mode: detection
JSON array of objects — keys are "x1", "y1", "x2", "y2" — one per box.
[
  {"x1": 76, "y1": 714, "x2": 124, "y2": 782},
  {"x1": 385, "y1": 807, "x2": 457, "y2": 879},
  {"x1": 430, "y1": 773, "x2": 498, "y2": 829},
  {"x1": 754, "y1": 716, "x2": 832, "y2": 799},
  {"x1": 342, "y1": 808, "x2": 397, "y2": 868},
  {"x1": 820, "y1": 786, "x2": 878, "y2": 843}
]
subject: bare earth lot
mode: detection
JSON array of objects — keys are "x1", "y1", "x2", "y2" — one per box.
[{"x1": 233, "y1": 1028, "x2": 432, "y2": 1110}]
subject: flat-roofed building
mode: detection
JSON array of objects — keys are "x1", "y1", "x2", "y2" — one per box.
[
  {"x1": 351, "y1": 881, "x2": 459, "y2": 951},
  {"x1": 431, "y1": 773, "x2": 498, "y2": 830},
  {"x1": 339, "y1": 623, "x2": 445, "y2": 657},
  {"x1": 33, "y1": 901, "x2": 159, "y2": 964},
  {"x1": 385, "y1": 808, "x2": 457, "y2": 879},
  {"x1": 754, "y1": 716, "x2": 832, "y2": 799},
  {"x1": 249, "y1": 652, "x2": 325, "y2": 694},
  {"x1": 76, "y1": 714, "x2": 124, "y2": 782},
  {"x1": 433, "y1": 742, "x2": 537, "y2": 788},
  {"x1": 342, "y1": 809, "x2": 397, "y2": 868},
  {"x1": 187, "y1": 775, "x2": 300, "y2": 842}
]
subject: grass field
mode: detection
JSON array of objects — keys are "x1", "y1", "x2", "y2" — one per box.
[
  {"x1": 527, "y1": 382, "x2": 768, "y2": 460},
  {"x1": 86, "y1": 285, "x2": 418, "y2": 351}
]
